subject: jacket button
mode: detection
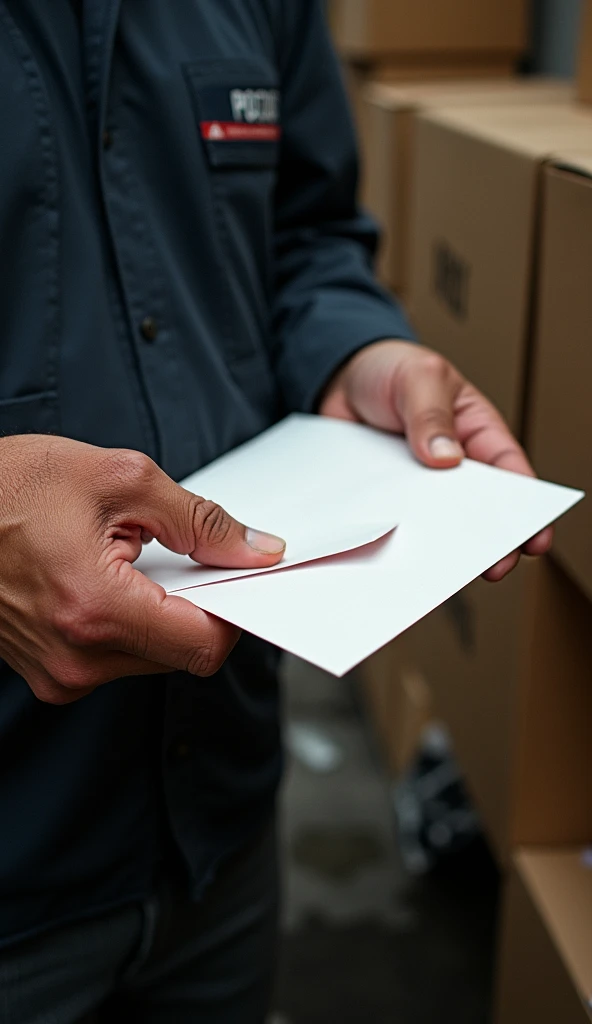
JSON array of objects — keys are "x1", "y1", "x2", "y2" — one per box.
[
  {"x1": 139, "y1": 316, "x2": 158, "y2": 342},
  {"x1": 102, "y1": 129, "x2": 113, "y2": 150}
]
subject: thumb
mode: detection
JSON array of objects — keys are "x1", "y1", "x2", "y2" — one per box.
[
  {"x1": 110, "y1": 451, "x2": 286, "y2": 569},
  {"x1": 398, "y1": 358, "x2": 464, "y2": 468}
]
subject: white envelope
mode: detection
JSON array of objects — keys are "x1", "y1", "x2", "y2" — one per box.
[
  {"x1": 139, "y1": 415, "x2": 584, "y2": 676},
  {"x1": 137, "y1": 415, "x2": 407, "y2": 590}
]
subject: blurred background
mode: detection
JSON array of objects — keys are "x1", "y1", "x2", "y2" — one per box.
[{"x1": 271, "y1": 2, "x2": 592, "y2": 1022}]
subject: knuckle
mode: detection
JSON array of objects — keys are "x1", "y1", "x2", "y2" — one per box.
[
  {"x1": 186, "y1": 631, "x2": 225, "y2": 678},
  {"x1": 106, "y1": 449, "x2": 156, "y2": 492},
  {"x1": 420, "y1": 350, "x2": 451, "y2": 378},
  {"x1": 186, "y1": 644, "x2": 216, "y2": 678},
  {"x1": 415, "y1": 408, "x2": 452, "y2": 433},
  {"x1": 192, "y1": 498, "x2": 233, "y2": 549}
]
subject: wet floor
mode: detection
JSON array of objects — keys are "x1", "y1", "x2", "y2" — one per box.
[{"x1": 272, "y1": 657, "x2": 499, "y2": 1024}]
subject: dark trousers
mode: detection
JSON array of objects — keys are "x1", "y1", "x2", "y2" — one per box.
[{"x1": 0, "y1": 823, "x2": 279, "y2": 1024}]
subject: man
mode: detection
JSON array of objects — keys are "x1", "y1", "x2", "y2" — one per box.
[{"x1": 0, "y1": 2, "x2": 550, "y2": 1021}]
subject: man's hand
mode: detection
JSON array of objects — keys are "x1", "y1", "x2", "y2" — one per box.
[
  {"x1": 319, "y1": 340, "x2": 552, "y2": 581},
  {"x1": 0, "y1": 436, "x2": 285, "y2": 704}
]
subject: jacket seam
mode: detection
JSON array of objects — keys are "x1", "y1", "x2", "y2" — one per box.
[{"x1": 0, "y1": 3, "x2": 62, "y2": 433}]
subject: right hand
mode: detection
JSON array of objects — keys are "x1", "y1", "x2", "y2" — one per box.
[{"x1": 0, "y1": 435, "x2": 285, "y2": 705}]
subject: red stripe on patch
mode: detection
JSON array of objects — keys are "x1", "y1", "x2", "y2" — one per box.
[{"x1": 200, "y1": 121, "x2": 281, "y2": 142}]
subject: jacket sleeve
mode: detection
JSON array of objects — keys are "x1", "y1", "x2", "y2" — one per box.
[{"x1": 271, "y1": 0, "x2": 415, "y2": 413}]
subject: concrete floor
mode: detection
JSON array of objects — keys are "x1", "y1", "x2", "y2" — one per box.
[{"x1": 272, "y1": 657, "x2": 500, "y2": 1024}]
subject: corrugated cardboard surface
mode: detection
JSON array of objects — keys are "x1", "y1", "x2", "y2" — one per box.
[
  {"x1": 408, "y1": 104, "x2": 592, "y2": 434},
  {"x1": 328, "y1": 0, "x2": 528, "y2": 58},
  {"x1": 578, "y1": 0, "x2": 592, "y2": 105},
  {"x1": 361, "y1": 78, "x2": 573, "y2": 292},
  {"x1": 404, "y1": 557, "x2": 592, "y2": 863},
  {"x1": 495, "y1": 850, "x2": 592, "y2": 1023},
  {"x1": 528, "y1": 156, "x2": 592, "y2": 601}
]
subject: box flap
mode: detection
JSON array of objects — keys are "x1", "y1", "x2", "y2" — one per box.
[{"x1": 418, "y1": 104, "x2": 592, "y2": 160}]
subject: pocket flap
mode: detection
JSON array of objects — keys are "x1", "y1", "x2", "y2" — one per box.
[
  {"x1": 0, "y1": 391, "x2": 58, "y2": 436},
  {"x1": 184, "y1": 58, "x2": 281, "y2": 169}
]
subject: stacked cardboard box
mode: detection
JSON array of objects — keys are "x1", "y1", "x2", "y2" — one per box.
[
  {"x1": 327, "y1": 0, "x2": 529, "y2": 153},
  {"x1": 360, "y1": 78, "x2": 574, "y2": 295},
  {"x1": 407, "y1": 103, "x2": 592, "y2": 433},
  {"x1": 343, "y1": 9, "x2": 592, "y2": 1018},
  {"x1": 358, "y1": 106, "x2": 592, "y2": 781},
  {"x1": 352, "y1": 88, "x2": 577, "y2": 774},
  {"x1": 401, "y1": 102, "x2": 592, "y2": 843},
  {"x1": 495, "y1": 850, "x2": 592, "y2": 1023},
  {"x1": 403, "y1": 106, "x2": 592, "y2": 1017}
]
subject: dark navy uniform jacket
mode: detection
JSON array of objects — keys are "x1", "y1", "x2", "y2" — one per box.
[{"x1": 0, "y1": 0, "x2": 413, "y2": 948}]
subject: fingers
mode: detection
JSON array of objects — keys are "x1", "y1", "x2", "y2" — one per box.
[
  {"x1": 101, "y1": 449, "x2": 285, "y2": 568},
  {"x1": 455, "y1": 386, "x2": 533, "y2": 476},
  {"x1": 481, "y1": 525, "x2": 553, "y2": 580},
  {"x1": 50, "y1": 559, "x2": 242, "y2": 684},
  {"x1": 395, "y1": 353, "x2": 464, "y2": 468},
  {"x1": 454, "y1": 388, "x2": 554, "y2": 575},
  {"x1": 523, "y1": 526, "x2": 554, "y2": 557},
  {"x1": 482, "y1": 526, "x2": 553, "y2": 583},
  {"x1": 484, "y1": 445, "x2": 534, "y2": 477},
  {"x1": 109, "y1": 572, "x2": 241, "y2": 677},
  {"x1": 482, "y1": 550, "x2": 521, "y2": 583}
]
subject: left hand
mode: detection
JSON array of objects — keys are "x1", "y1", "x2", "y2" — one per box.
[{"x1": 319, "y1": 340, "x2": 552, "y2": 582}]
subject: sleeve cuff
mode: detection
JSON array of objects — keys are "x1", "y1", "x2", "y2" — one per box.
[{"x1": 276, "y1": 292, "x2": 416, "y2": 413}]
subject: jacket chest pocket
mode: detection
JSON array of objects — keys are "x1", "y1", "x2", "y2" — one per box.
[
  {"x1": 183, "y1": 57, "x2": 280, "y2": 365},
  {"x1": 0, "y1": 6, "x2": 61, "y2": 435},
  {"x1": 184, "y1": 57, "x2": 280, "y2": 168}
]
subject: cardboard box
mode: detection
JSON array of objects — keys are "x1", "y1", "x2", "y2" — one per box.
[
  {"x1": 408, "y1": 104, "x2": 592, "y2": 433},
  {"x1": 343, "y1": 62, "x2": 519, "y2": 229},
  {"x1": 328, "y1": 0, "x2": 529, "y2": 60},
  {"x1": 342, "y1": 58, "x2": 520, "y2": 163},
  {"x1": 495, "y1": 849, "x2": 592, "y2": 1023},
  {"x1": 359, "y1": 634, "x2": 432, "y2": 775},
  {"x1": 344, "y1": 56, "x2": 520, "y2": 129},
  {"x1": 360, "y1": 78, "x2": 574, "y2": 292},
  {"x1": 404, "y1": 556, "x2": 592, "y2": 863},
  {"x1": 528, "y1": 153, "x2": 592, "y2": 602},
  {"x1": 578, "y1": 0, "x2": 592, "y2": 105}
]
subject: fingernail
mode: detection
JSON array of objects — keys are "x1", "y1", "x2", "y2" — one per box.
[
  {"x1": 429, "y1": 436, "x2": 464, "y2": 461},
  {"x1": 246, "y1": 528, "x2": 286, "y2": 554}
]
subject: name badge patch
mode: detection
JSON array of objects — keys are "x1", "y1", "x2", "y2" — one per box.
[{"x1": 199, "y1": 86, "x2": 281, "y2": 143}]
